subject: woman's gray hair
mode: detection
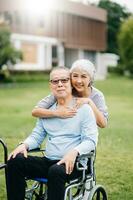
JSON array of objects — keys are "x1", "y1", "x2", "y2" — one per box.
[{"x1": 70, "y1": 59, "x2": 96, "y2": 82}]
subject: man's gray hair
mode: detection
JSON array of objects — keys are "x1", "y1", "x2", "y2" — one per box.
[
  {"x1": 70, "y1": 59, "x2": 96, "y2": 81},
  {"x1": 50, "y1": 66, "x2": 70, "y2": 80}
]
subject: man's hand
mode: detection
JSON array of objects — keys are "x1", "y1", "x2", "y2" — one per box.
[
  {"x1": 55, "y1": 107, "x2": 77, "y2": 118},
  {"x1": 57, "y1": 149, "x2": 78, "y2": 174},
  {"x1": 8, "y1": 143, "x2": 28, "y2": 160}
]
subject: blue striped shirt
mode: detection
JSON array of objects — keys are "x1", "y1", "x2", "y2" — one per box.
[{"x1": 25, "y1": 102, "x2": 98, "y2": 162}]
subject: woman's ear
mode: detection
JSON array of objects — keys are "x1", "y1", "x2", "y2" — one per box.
[{"x1": 88, "y1": 81, "x2": 92, "y2": 87}]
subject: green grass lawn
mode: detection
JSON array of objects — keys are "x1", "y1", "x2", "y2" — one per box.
[{"x1": 0, "y1": 75, "x2": 133, "y2": 199}]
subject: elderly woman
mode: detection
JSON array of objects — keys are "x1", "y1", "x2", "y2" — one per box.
[{"x1": 32, "y1": 59, "x2": 108, "y2": 128}]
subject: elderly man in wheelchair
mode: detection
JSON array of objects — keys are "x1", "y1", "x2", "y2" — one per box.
[{"x1": 6, "y1": 66, "x2": 107, "y2": 200}]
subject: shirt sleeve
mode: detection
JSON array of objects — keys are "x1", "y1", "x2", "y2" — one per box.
[
  {"x1": 35, "y1": 94, "x2": 56, "y2": 109},
  {"x1": 92, "y1": 91, "x2": 108, "y2": 122},
  {"x1": 24, "y1": 119, "x2": 47, "y2": 150},
  {"x1": 74, "y1": 105, "x2": 98, "y2": 155}
]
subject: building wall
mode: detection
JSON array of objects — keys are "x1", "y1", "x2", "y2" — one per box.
[
  {"x1": 2, "y1": 10, "x2": 106, "y2": 51},
  {"x1": 0, "y1": 0, "x2": 110, "y2": 78}
]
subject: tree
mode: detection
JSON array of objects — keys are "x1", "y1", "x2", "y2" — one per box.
[
  {"x1": 118, "y1": 17, "x2": 133, "y2": 75},
  {"x1": 0, "y1": 26, "x2": 22, "y2": 73},
  {"x1": 98, "y1": 0, "x2": 131, "y2": 54}
]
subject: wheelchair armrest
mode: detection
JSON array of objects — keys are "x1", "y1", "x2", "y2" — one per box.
[
  {"x1": 28, "y1": 148, "x2": 45, "y2": 153},
  {"x1": 28, "y1": 148, "x2": 45, "y2": 156},
  {"x1": 76, "y1": 151, "x2": 95, "y2": 171},
  {"x1": 0, "y1": 163, "x2": 7, "y2": 170},
  {"x1": 75, "y1": 151, "x2": 96, "y2": 182},
  {"x1": 0, "y1": 138, "x2": 8, "y2": 165},
  {"x1": 76, "y1": 151, "x2": 94, "y2": 162}
]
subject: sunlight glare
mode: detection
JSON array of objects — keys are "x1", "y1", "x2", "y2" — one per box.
[{"x1": 26, "y1": 0, "x2": 55, "y2": 15}]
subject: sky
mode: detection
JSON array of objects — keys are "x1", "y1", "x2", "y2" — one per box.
[
  {"x1": 113, "y1": 0, "x2": 133, "y2": 12},
  {"x1": 89, "y1": 0, "x2": 133, "y2": 12}
]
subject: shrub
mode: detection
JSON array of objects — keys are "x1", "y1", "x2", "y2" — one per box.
[{"x1": 118, "y1": 17, "x2": 133, "y2": 75}]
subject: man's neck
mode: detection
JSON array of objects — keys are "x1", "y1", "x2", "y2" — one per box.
[{"x1": 57, "y1": 95, "x2": 73, "y2": 107}]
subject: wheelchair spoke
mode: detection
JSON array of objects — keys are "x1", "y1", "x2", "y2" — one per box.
[{"x1": 25, "y1": 180, "x2": 47, "y2": 200}]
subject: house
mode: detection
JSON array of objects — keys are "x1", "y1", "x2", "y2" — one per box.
[{"x1": 0, "y1": 0, "x2": 117, "y2": 79}]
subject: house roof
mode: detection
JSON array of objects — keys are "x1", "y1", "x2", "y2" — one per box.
[{"x1": 0, "y1": 0, "x2": 107, "y2": 22}]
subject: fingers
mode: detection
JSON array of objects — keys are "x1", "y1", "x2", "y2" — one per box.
[
  {"x1": 75, "y1": 101, "x2": 82, "y2": 108},
  {"x1": 75, "y1": 98, "x2": 87, "y2": 108},
  {"x1": 75, "y1": 104, "x2": 80, "y2": 109},
  {"x1": 8, "y1": 151, "x2": 27, "y2": 160},
  {"x1": 65, "y1": 106, "x2": 77, "y2": 112},
  {"x1": 57, "y1": 159, "x2": 64, "y2": 165},
  {"x1": 60, "y1": 111, "x2": 77, "y2": 118},
  {"x1": 12, "y1": 151, "x2": 18, "y2": 159},
  {"x1": 8, "y1": 153, "x2": 13, "y2": 160},
  {"x1": 66, "y1": 162, "x2": 69, "y2": 174},
  {"x1": 57, "y1": 159, "x2": 74, "y2": 174},
  {"x1": 57, "y1": 107, "x2": 77, "y2": 118},
  {"x1": 24, "y1": 149, "x2": 27, "y2": 158},
  {"x1": 66, "y1": 108, "x2": 77, "y2": 112},
  {"x1": 8, "y1": 145, "x2": 28, "y2": 160},
  {"x1": 66, "y1": 161, "x2": 74, "y2": 174},
  {"x1": 67, "y1": 112, "x2": 77, "y2": 118},
  {"x1": 8, "y1": 151, "x2": 18, "y2": 160}
]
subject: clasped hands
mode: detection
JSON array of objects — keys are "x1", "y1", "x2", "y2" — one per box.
[{"x1": 56, "y1": 97, "x2": 90, "y2": 118}]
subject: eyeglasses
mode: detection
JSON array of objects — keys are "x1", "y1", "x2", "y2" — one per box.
[{"x1": 50, "y1": 78, "x2": 70, "y2": 85}]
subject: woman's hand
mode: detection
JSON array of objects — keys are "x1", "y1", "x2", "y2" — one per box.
[
  {"x1": 75, "y1": 98, "x2": 90, "y2": 108},
  {"x1": 55, "y1": 107, "x2": 77, "y2": 118}
]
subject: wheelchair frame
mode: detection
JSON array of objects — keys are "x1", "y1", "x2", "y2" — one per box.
[
  {"x1": 0, "y1": 138, "x2": 8, "y2": 199},
  {"x1": 0, "y1": 138, "x2": 108, "y2": 200},
  {"x1": 25, "y1": 149, "x2": 107, "y2": 200}
]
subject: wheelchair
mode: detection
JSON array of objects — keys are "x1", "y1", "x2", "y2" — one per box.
[
  {"x1": 0, "y1": 138, "x2": 107, "y2": 200},
  {"x1": 25, "y1": 149, "x2": 107, "y2": 200}
]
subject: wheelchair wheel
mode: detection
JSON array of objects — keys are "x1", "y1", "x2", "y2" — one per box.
[
  {"x1": 25, "y1": 189, "x2": 46, "y2": 200},
  {"x1": 88, "y1": 185, "x2": 107, "y2": 200},
  {"x1": 25, "y1": 181, "x2": 47, "y2": 200}
]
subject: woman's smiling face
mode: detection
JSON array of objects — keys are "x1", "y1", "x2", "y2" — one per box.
[{"x1": 71, "y1": 68, "x2": 91, "y2": 94}]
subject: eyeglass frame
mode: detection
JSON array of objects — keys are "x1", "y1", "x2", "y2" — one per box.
[{"x1": 50, "y1": 77, "x2": 70, "y2": 85}]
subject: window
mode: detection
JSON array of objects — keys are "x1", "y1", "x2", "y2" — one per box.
[{"x1": 52, "y1": 45, "x2": 58, "y2": 67}]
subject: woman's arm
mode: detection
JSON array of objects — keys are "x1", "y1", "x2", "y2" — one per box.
[
  {"x1": 32, "y1": 108, "x2": 58, "y2": 118},
  {"x1": 87, "y1": 98, "x2": 107, "y2": 128},
  {"x1": 32, "y1": 94, "x2": 56, "y2": 117},
  {"x1": 32, "y1": 107, "x2": 77, "y2": 118},
  {"x1": 32, "y1": 94, "x2": 77, "y2": 118},
  {"x1": 76, "y1": 97, "x2": 108, "y2": 128}
]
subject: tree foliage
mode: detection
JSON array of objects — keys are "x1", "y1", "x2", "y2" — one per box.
[
  {"x1": 0, "y1": 27, "x2": 22, "y2": 70},
  {"x1": 118, "y1": 17, "x2": 133, "y2": 75},
  {"x1": 98, "y1": 0, "x2": 131, "y2": 54}
]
